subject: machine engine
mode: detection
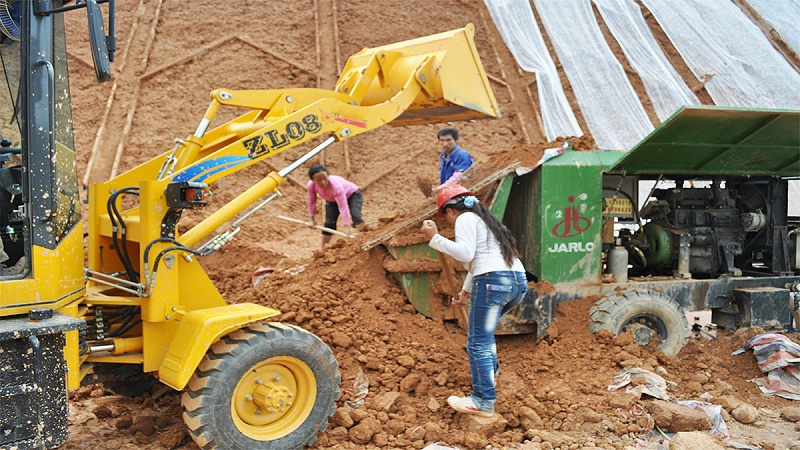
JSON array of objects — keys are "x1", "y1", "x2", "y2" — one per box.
[{"x1": 622, "y1": 176, "x2": 797, "y2": 279}]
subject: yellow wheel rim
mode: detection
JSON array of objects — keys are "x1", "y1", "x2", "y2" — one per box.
[{"x1": 231, "y1": 356, "x2": 317, "y2": 441}]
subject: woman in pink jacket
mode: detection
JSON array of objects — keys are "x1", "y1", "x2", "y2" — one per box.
[{"x1": 306, "y1": 164, "x2": 363, "y2": 249}]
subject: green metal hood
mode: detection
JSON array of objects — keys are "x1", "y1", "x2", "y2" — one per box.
[{"x1": 609, "y1": 107, "x2": 800, "y2": 177}]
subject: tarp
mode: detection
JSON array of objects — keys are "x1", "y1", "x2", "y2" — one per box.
[
  {"x1": 745, "y1": 333, "x2": 800, "y2": 400},
  {"x1": 532, "y1": 0, "x2": 653, "y2": 151},
  {"x1": 745, "y1": 0, "x2": 800, "y2": 57},
  {"x1": 641, "y1": 0, "x2": 800, "y2": 109},
  {"x1": 608, "y1": 367, "x2": 670, "y2": 400},
  {"x1": 592, "y1": 0, "x2": 699, "y2": 122},
  {"x1": 483, "y1": 0, "x2": 583, "y2": 141}
]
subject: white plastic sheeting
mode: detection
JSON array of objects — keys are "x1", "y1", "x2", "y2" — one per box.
[
  {"x1": 641, "y1": 0, "x2": 800, "y2": 108},
  {"x1": 533, "y1": 0, "x2": 653, "y2": 150},
  {"x1": 483, "y1": 0, "x2": 582, "y2": 142},
  {"x1": 592, "y1": 0, "x2": 699, "y2": 122},
  {"x1": 746, "y1": 0, "x2": 800, "y2": 57}
]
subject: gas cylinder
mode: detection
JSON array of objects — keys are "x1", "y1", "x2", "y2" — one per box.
[{"x1": 609, "y1": 244, "x2": 629, "y2": 284}]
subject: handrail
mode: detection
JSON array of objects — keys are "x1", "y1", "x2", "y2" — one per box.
[{"x1": 35, "y1": 59, "x2": 57, "y2": 223}]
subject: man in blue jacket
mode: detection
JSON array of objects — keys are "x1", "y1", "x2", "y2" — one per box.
[{"x1": 435, "y1": 128, "x2": 473, "y2": 194}]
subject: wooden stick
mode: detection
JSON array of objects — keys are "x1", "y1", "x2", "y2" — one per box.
[
  {"x1": 435, "y1": 250, "x2": 469, "y2": 331},
  {"x1": 140, "y1": 0, "x2": 164, "y2": 72},
  {"x1": 276, "y1": 215, "x2": 351, "y2": 238},
  {"x1": 110, "y1": 85, "x2": 140, "y2": 178},
  {"x1": 83, "y1": 81, "x2": 117, "y2": 185}
]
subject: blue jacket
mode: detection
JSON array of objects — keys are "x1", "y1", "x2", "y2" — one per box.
[{"x1": 439, "y1": 145, "x2": 473, "y2": 185}]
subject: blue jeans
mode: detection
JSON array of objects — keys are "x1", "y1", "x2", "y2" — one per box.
[{"x1": 467, "y1": 271, "x2": 527, "y2": 413}]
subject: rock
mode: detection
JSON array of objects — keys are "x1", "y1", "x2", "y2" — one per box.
[
  {"x1": 399, "y1": 373, "x2": 421, "y2": 393},
  {"x1": 609, "y1": 393, "x2": 637, "y2": 410},
  {"x1": 371, "y1": 391, "x2": 401, "y2": 411},
  {"x1": 525, "y1": 430, "x2": 573, "y2": 448},
  {"x1": 404, "y1": 424, "x2": 425, "y2": 441},
  {"x1": 330, "y1": 331, "x2": 352, "y2": 348},
  {"x1": 455, "y1": 412, "x2": 507, "y2": 436},
  {"x1": 423, "y1": 421, "x2": 445, "y2": 442},
  {"x1": 327, "y1": 426, "x2": 348, "y2": 441},
  {"x1": 782, "y1": 406, "x2": 800, "y2": 422},
  {"x1": 645, "y1": 400, "x2": 712, "y2": 432},
  {"x1": 378, "y1": 210, "x2": 399, "y2": 223},
  {"x1": 373, "y1": 432, "x2": 389, "y2": 446},
  {"x1": 669, "y1": 431, "x2": 726, "y2": 449},
  {"x1": 115, "y1": 417, "x2": 133, "y2": 429},
  {"x1": 154, "y1": 415, "x2": 173, "y2": 429},
  {"x1": 397, "y1": 355, "x2": 415, "y2": 368},
  {"x1": 688, "y1": 373, "x2": 710, "y2": 384},
  {"x1": 714, "y1": 394, "x2": 743, "y2": 411},
  {"x1": 684, "y1": 381, "x2": 703, "y2": 393},
  {"x1": 333, "y1": 407, "x2": 354, "y2": 428},
  {"x1": 463, "y1": 431, "x2": 489, "y2": 449},
  {"x1": 348, "y1": 417, "x2": 380, "y2": 444},
  {"x1": 131, "y1": 414, "x2": 156, "y2": 436},
  {"x1": 427, "y1": 396, "x2": 441, "y2": 412},
  {"x1": 92, "y1": 405, "x2": 113, "y2": 419},
  {"x1": 384, "y1": 419, "x2": 406, "y2": 435},
  {"x1": 349, "y1": 408, "x2": 369, "y2": 423},
  {"x1": 519, "y1": 406, "x2": 544, "y2": 429},
  {"x1": 158, "y1": 426, "x2": 187, "y2": 449},
  {"x1": 576, "y1": 407, "x2": 604, "y2": 423},
  {"x1": 731, "y1": 403, "x2": 760, "y2": 424}
]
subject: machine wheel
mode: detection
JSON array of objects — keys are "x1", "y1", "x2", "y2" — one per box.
[
  {"x1": 589, "y1": 290, "x2": 689, "y2": 356},
  {"x1": 182, "y1": 323, "x2": 340, "y2": 450}
]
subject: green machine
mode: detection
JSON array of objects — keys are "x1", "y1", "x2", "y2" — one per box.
[{"x1": 386, "y1": 106, "x2": 800, "y2": 356}]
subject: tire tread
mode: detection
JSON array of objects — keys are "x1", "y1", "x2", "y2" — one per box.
[{"x1": 180, "y1": 322, "x2": 340, "y2": 449}]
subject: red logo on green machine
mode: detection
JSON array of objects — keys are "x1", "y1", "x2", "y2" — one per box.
[{"x1": 552, "y1": 194, "x2": 590, "y2": 238}]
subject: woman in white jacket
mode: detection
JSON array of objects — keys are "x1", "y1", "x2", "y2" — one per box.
[{"x1": 421, "y1": 185, "x2": 528, "y2": 418}]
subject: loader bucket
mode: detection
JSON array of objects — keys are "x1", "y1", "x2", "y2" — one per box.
[{"x1": 335, "y1": 23, "x2": 501, "y2": 125}]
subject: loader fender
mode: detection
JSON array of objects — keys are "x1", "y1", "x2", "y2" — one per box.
[{"x1": 158, "y1": 303, "x2": 280, "y2": 390}]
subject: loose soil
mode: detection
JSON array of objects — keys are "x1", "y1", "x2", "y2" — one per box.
[{"x1": 60, "y1": 1, "x2": 799, "y2": 449}]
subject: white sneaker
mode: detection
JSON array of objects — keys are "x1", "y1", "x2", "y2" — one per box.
[{"x1": 447, "y1": 395, "x2": 493, "y2": 417}]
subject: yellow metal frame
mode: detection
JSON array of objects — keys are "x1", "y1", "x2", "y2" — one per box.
[
  {"x1": 158, "y1": 304, "x2": 280, "y2": 389},
  {"x1": 0, "y1": 227, "x2": 85, "y2": 314}
]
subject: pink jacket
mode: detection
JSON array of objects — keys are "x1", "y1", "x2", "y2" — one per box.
[{"x1": 307, "y1": 175, "x2": 359, "y2": 226}]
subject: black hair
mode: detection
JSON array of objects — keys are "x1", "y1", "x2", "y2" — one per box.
[
  {"x1": 308, "y1": 164, "x2": 328, "y2": 179},
  {"x1": 442, "y1": 195, "x2": 520, "y2": 266},
  {"x1": 437, "y1": 127, "x2": 459, "y2": 141}
]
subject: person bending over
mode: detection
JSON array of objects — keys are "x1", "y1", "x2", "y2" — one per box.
[{"x1": 306, "y1": 164, "x2": 363, "y2": 249}]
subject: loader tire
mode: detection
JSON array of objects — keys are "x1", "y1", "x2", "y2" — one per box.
[
  {"x1": 588, "y1": 290, "x2": 689, "y2": 356},
  {"x1": 182, "y1": 323, "x2": 340, "y2": 450}
]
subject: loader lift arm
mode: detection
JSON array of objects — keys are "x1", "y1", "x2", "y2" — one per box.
[
  {"x1": 84, "y1": 23, "x2": 499, "y2": 393},
  {"x1": 99, "y1": 24, "x2": 499, "y2": 254}
]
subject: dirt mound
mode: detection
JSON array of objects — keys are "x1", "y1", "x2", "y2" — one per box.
[{"x1": 65, "y1": 235, "x2": 800, "y2": 449}]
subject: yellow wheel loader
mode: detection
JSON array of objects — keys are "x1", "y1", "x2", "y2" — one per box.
[{"x1": 0, "y1": 1, "x2": 499, "y2": 449}]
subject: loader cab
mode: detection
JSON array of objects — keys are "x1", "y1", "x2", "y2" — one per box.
[
  {"x1": 0, "y1": 1, "x2": 25, "y2": 278},
  {"x1": 0, "y1": 0, "x2": 107, "y2": 314}
]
